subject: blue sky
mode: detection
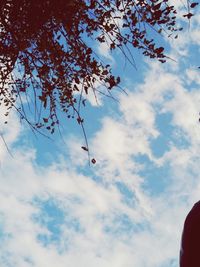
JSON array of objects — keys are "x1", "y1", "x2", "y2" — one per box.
[{"x1": 0, "y1": 2, "x2": 200, "y2": 267}]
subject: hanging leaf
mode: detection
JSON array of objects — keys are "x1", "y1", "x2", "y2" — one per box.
[
  {"x1": 91, "y1": 158, "x2": 96, "y2": 164},
  {"x1": 190, "y1": 2, "x2": 199, "y2": 8},
  {"x1": 183, "y1": 13, "x2": 194, "y2": 19},
  {"x1": 81, "y1": 146, "x2": 88, "y2": 151}
]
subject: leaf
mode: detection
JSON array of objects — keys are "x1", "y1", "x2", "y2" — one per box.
[
  {"x1": 153, "y1": 2, "x2": 162, "y2": 10},
  {"x1": 43, "y1": 117, "x2": 48, "y2": 123},
  {"x1": 155, "y1": 47, "x2": 164, "y2": 54},
  {"x1": 154, "y1": 10, "x2": 162, "y2": 19},
  {"x1": 75, "y1": 77, "x2": 80, "y2": 84},
  {"x1": 159, "y1": 59, "x2": 166, "y2": 63},
  {"x1": 86, "y1": 48, "x2": 92, "y2": 54},
  {"x1": 110, "y1": 43, "x2": 115, "y2": 50},
  {"x1": 82, "y1": 99, "x2": 86, "y2": 106},
  {"x1": 81, "y1": 146, "x2": 88, "y2": 151},
  {"x1": 190, "y1": 2, "x2": 199, "y2": 8},
  {"x1": 91, "y1": 158, "x2": 96, "y2": 164},
  {"x1": 117, "y1": 76, "x2": 120, "y2": 84},
  {"x1": 77, "y1": 116, "x2": 84, "y2": 124},
  {"x1": 183, "y1": 13, "x2": 194, "y2": 19}
]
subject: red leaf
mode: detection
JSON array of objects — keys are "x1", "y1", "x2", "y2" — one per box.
[
  {"x1": 153, "y1": 2, "x2": 162, "y2": 10},
  {"x1": 91, "y1": 158, "x2": 96, "y2": 164},
  {"x1": 190, "y1": 2, "x2": 199, "y2": 8},
  {"x1": 43, "y1": 117, "x2": 48, "y2": 123},
  {"x1": 183, "y1": 13, "x2": 194, "y2": 19},
  {"x1": 155, "y1": 47, "x2": 164, "y2": 54}
]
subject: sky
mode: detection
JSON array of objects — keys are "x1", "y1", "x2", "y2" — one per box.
[{"x1": 0, "y1": 2, "x2": 200, "y2": 267}]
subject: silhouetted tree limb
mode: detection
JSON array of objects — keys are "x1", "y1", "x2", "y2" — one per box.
[{"x1": 0, "y1": 0, "x2": 198, "y2": 158}]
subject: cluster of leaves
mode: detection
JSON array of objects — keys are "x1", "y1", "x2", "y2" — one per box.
[
  {"x1": 95, "y1": 0, "x2": 178, "y2": 63},
  {"x1": 0, "y1": 0, "x2": 198, "y2": 159},
  {"x1": 0, "y1": 0, "x2": 121, "y2": 133}
]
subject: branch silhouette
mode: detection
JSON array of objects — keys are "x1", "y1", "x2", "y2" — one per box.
[{"x1": 0, "y1": 0, "x2": 197, "y2": 161}]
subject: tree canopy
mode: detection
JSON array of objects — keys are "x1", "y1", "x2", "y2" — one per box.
[{"x1": 0, "y1": 0, "x2": 198, "y2": 157}]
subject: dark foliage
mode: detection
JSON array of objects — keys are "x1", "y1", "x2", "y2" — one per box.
[{"x1": 0, "y1": 0, "x2": 198, "y2": 158}]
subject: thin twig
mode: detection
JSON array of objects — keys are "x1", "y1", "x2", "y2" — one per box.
[{"x1": 0, "y1": 132, "x2": 13, "y2": 158}]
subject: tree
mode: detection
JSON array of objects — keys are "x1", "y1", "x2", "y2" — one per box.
[{"x1": 0, "y1": 0, "x2": 198, "y2": 158}]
